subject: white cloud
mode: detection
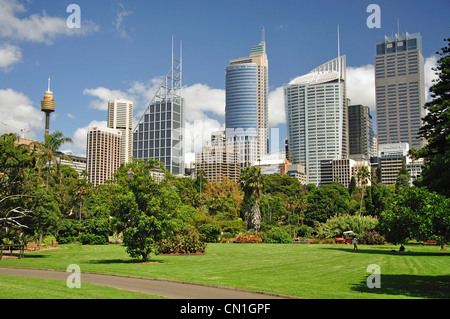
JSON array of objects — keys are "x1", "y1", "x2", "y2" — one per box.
[
  {"x1": 346, "y1": 64, "x2": 376, "y2": 111},
  {"x1": 182, "y1": 83, "x2": 225, "y2": 121},
  {"x1": 0, "y1": 43, "x2": 22, "y2": 72},
  {"x1": 83, "y1": 87, "x2": 132, "y2": 110},
  {"x1": 268, "y1": 86, "x2": 285, "y2": 126},
  {"x1": 0, "y1": 88, "x2": 44, "y2": 139},
  {"x1": 0, "y1": 0, "x2": 99, "y2": 44},
  {"x1": 113, "y1": 2, "x2": 133, "y2": 38}
]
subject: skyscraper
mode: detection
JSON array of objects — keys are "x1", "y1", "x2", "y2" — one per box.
[
  {"x1": 375, "y1": 32, "x2": 426, "y2": 150},
  {"x1": 225, "y1": 33, "x2": 269, "y2": 167},
  {"x1": 133, "y1": 40, "x2": 185, "y2": 175},
  {"x1": 285, "y1": 56, "x2": 347, "y2": 186},
  {"x1": 108, "y1": 99, "x2": 133, "y2": 164},
  {"x1": 86, "y1": 126, "x2": 121, "y2": 187},
  {"x1": 348, "y1": 104, "x2": 374, "y2": 160}
]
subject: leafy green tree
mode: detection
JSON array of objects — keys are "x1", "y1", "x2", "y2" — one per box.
[
  {"x1": 415, "y1": 38, "x2": 450, "y2": 197},
  {"x1": 381, "y1": 187, "x2": 450, "y2": 249},
  {"x1": 110, "y1": 159, "x2": 186, "y2": 261},
  {"x1": 0, "y1": 134, "x2": 37, "y2": 242},
  {"x1": 395, "y1": 165, "x2": 410, "y2": 194},
  {"x1": 240, "y1": 166, "x2": 263, "y2": 231},
  {"x1": 304, "y1": 184, "x2": 351, "y2": 226},
  {"x1": 31, "y1": 186, "x2": 62, "y2": 245}
]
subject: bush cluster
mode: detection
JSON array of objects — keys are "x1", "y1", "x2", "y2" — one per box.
[
  {"x1": 266, "y1": 228, "x2": 292, "y2": 244},
  {"x1": 156, "y1": 226, "x2": 206, "y2": 254},
  {"x1": 234, "y1": 234, "x2": 263, "y2": 243},
  {"x1": 357, "y1": 231, "x2": 386, "y2": 245}
]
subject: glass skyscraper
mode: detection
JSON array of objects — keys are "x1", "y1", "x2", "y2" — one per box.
[
  {"x1": 225, "y1": 36, "x2": 269, "y2": 167},
  {"x1": 375, "y1": 33, "x2": 425, "y2": 149},
  {"x1": 285, "y1": 56, "x2": 347, "y2": 186}
]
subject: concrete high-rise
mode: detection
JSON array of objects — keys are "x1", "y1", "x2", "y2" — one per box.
[
  {"x1": 108, "y1": 99, "x2": 133, "y2": 164},
  {"x1": 86, "y1": 126, "x2": 121, "y2": 187},
  {"x1": 348, "y1": 104, "x2": 374, "y2": 160},
  {"x1": 375, "y1": 33, "x2": 426, "y2": 150},
  {"x1": 285, "y1": 56, "x2": 347, "y2": 186},
  {"x1": 225, "y1": 33, "x2": 269, "y2": 167}
]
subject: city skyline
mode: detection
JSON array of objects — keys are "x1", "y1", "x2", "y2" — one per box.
[{"x1": 0, "y1": 0, "x2": 448, "y2": 166}]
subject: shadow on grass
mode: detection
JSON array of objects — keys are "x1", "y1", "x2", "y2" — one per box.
[
  {"x1": 87, "y1": 258, "x2": 165, "y2": 265},
  {"x1": 352, "y1": 274, "x2": 450, "y2": 299},
  {"x1": 322, "y1": 246, "x2": 450, "y2": 257}
]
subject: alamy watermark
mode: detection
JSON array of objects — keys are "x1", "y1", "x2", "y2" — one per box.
[
  {"x1": 66, "y1": 264, "x2": 81, "y2": 289},
  {"x1": 366, "y1": 264, "x2": 381, "y2": 289},
  {"x1": 366, "y1": 4, "x2": 381, "y2": 29},
  {"x1": 66, "y1": 4, "x2": 81, "y2": 29}
]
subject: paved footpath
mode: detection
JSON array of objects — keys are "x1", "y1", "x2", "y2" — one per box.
[{"x1": 0, "y1": 267, "x2": 296, "y2": 299}]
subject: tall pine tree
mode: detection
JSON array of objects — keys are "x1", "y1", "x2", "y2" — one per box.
[{"x1": 415, "y1": 38, "x2": 450, "y2": 197}]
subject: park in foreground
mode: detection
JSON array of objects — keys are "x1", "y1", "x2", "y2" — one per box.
[{"x1": 0, "y1": 243, "x2": 449, "y2": 299}]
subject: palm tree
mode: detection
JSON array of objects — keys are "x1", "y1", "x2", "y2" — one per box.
[
  {"x1": 357, "y1": 166, "x2": 370, "y2": 214},
  {"x1": 32, "y1": 131, "x2": 73, "y2": 190},
  {"x1": 239, "y1": 166, "x2": 263, "y2": 231}
]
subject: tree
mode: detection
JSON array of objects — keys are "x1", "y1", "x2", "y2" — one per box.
[
  {"x1": 110, "y1": 159, "x2": 185, "y2": 261},
  {"x1": 357, "y1": 166, "x2": 370, "y2": 214},
  {"x1": 416, "y1": 38, "x2": 450, "y2": 197},
  {"x1": 240, "y1": 166, "x2": 263, "y2": 231},
  {"x1": 32, "y1": 131, "x2": 73, "y2": 190},
  {"x1": 381, "y1": 187, "x2": 450, "y2": 249},
  {"x1": 395, "y1": 165, "x2": 410, "y2": 194},
  {"x1": 203, "y1": 176, "x2": 243, "y2": 219}
]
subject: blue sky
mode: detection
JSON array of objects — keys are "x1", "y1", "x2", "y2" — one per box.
[{"x1": 0, "y1": 0, "x2": 449, "y2": 163}]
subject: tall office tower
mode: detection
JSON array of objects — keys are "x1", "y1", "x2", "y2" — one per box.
[
  {"x1": 133, "y1": 40, "x2": 185, "y2": 175},
  {"x1": 108, "y1": 99, "x2": 133, "y2": 164},
  {"x1": 375, "y1": 33, "x2": 426, "y2": 150},
  {"x1": 225, "y1": 33, "x2": 269, "y2": 167},
  {"x1": 348, "y1": 104, "x2": 374, "y2": 161},
  {"x1": 86, "y1": 126, "x2": 121, "y2": 187},
  {"x1": 41, "y1": 78, "x2": 55, "y2": 136},
  {"x1": 285, "y1": 56, "x2": 347, "y2": 186}
]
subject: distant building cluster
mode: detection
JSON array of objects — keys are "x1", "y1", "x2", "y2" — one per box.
[{"x1": 25, "y1": 32, "x2": 425, "y2": 188}]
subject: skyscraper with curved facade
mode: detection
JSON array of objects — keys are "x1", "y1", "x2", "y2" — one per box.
[
  {"x1": 225, "y1": 35, "x2": 269, "y2": 167},
  {"x1": 285, "y1": 56, "x2": 348, "y2": 186}
]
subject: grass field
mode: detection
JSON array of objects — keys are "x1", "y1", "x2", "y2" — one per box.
[{"x1": 1, "y1": 243, "x2": 449, "y2": 299}]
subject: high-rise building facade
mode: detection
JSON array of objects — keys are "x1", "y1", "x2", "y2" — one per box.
[
  {"x1": 133, "y1": 100, "x2": 185, "y2": 175},
  {"x1": 375, "y1": 33, "x2": 426, "y2": 150},
  {"x1": 348, "y1": 104, "x2": 374, "y2": 160},
  {"x1": 108, "y1": 99, "x2": 133, "y2": 164},
  {"x1": 225, "y1": 35, "x2": 269, "y2": 167},
  {"x1": 86, "y1": 126, "x2": 121, "y2": 187},
  {"x1": 195, "y1": 130, "x2": 240, "y2": 182},
  {"x1": 133, "y1": 40, "x2": 185, "y2": 175},
  {"x1": 285, "y1": 56, "x2": 347, "y2": 186}
]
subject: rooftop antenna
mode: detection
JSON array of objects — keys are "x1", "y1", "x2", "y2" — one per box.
[
  {"x1": 397, "y1": 18, "x2": 400, "y2": 36},
  {"x1": 48, "y1": 78, "x2": 51, "y2": 92},
  {"x1": 262, "y1": 27, "x2": 265, "y2": 42}
]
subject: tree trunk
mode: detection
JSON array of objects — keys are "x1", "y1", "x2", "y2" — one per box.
[
  {"x1": 251, "y1": 202, "x2": 261, "y2": 232},
  {"x1": 441, "y1": 236, "x2": 447, "y2": 251}
]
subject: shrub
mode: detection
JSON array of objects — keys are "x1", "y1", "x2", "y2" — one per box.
[
  {"x1": 156, "y1": 226, "x2": 206, "y2": 254},
  {"x1": 358, "y1": 231, "x2": 386, "y2": 245},
  {"x1": 198, "y1": 224, "x2": 221, "y2": 243},
  {"x1": 235, "y1": 234, "x2": 262, "y2": 243},
  {"x1": 266, "y1": 228, "x2": 292, "y2": 244},
  {"x1": 79, "y1": 233, "x2": 109, "y2": 245}
]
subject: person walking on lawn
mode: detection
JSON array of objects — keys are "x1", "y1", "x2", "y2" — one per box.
[{"x1": 353, "y1": 237, "x2": 358, "y2": 252}]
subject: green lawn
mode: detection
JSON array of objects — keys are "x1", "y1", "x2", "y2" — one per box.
[
  {"x1": 1, "y1": 243, "x2": 449, "y2": 299},
  {"x1": 0, "y1": 275, "x2": 165, "y2": 299}
]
